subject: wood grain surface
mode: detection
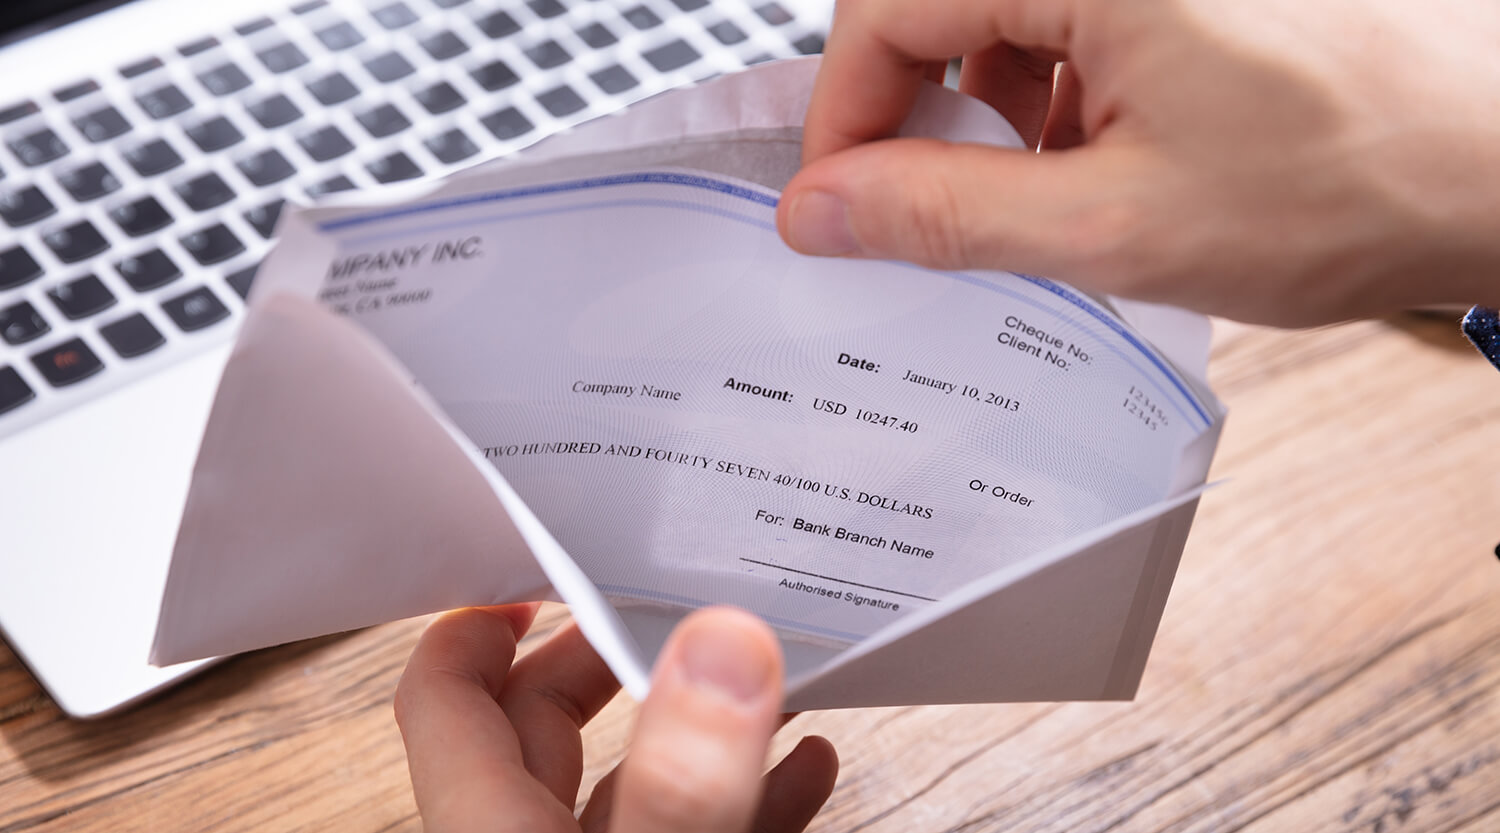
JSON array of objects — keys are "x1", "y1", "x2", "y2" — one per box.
[{"x1": 3, "y1": 314, "x2": 1498, "y2": 833}]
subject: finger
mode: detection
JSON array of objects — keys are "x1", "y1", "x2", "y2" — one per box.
[
  {"x1": 1041, "y1": 61, "x2": 1087, "y2": 150},
  {"x1": 578, "y1": 766, "x2": 621, "y2": 833},
  {"x1": 611, "y1": 607, "x2": 784, "y2": 833},
  {"x1": 959, "y1": 44, "x2": 1060, "y2": 148},
  {"x1": 498, "y1": 621, "x2": 622, "y2": 807},
  {"x1": 587, "y1": 734, "x2": 838, "y2": 833},
  {"x1": 395, "y1": 605, "x2": 576, "y2": 832},
  {"x1": 780, "y1": 138, "x2": 1145, "y2": 280},
  {"x1": 923, "y1": 60, "x2": 949, "y2": 85},
  {"x1": 580, "y1": 714, "x2": 806, "y2": 832},
  {"x1": 805, "y1": 0, "x2": 1081, "y2": 161},
  {"x1": 751, "y1": 736, "x2": 840, "y2": 833}
]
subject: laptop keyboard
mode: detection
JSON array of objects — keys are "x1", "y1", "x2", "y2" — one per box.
[{"x1": 0, "y1": 0, "x2": 824, "y2": 428}]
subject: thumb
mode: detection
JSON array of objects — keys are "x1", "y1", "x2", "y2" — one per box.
[
  {"x1": 611, "y1": 607, "x2": 784, "y2": 833},
  {"x1": 778, "y1": 138, "x2": 1139, "y2": 280}
]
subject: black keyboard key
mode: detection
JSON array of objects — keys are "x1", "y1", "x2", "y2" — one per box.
[
  {"x1": 100, "y1": 312, "x2": 165, "y2": 358},
  {"x1": 364, "y1": 51, "x2": 415, "y2": 82},
  {"x1": 123, "y1": 138, "x2": 183, "y2": 176},
  {"x1": 623, "y1": 5, "x2": 661, "y2": 29},
  {"x1": 234, "y1": 17, "x2": 274, "y2": 36},
  {"x1": 44, "y1": 221, "x2": 109, "y2": 263},
  {"x1": 162, "y1": 286, "x2": 229, "y2": 331},
  {"x1": 754, "y1": 2, "x2": 792, "y2": 24},
  {"x1": 482, "y1": 107, "x2": 533, "y2": 140},
  {"x1": 0, "y1": 246, "x2": 42, "y2": 289},
  {"x1": 591, "y1": 65, "x2": 638, "y2": 94},
  {"x1": 524, "y1": 40, "x2": 571, "y2": 69},
  {"x1": 119, "y1": 57, "x2": 163, "y2": 79},
  {"x1": 415, "y1": 81, "x2": 465, "y2": 114},
  {"x1": 116, "y1": 249, "x2": 181, "y2": 291},
  {"x1": 307, "y1": 72, "x2": 359, "y2": 106},
  {"x1": 110, "y1": 195, "x2": 173, "y2": 236},
  {"x1": 643, "y1": 39, "x2": 700, "y2": 71},
  {"x1": 670, "y1": 0, "x2": 709, "y2": 9},
  {"x1": 315, "y1": 21, "x2": 365, "y2": 51},
  {"x1": 0, "y1": 365, "x2": 36, "y2": 413},
  {"x1": 247, "y1": 93, "x2": 303, "y2": 128},
  {"x1": 0, "y1": 185, "x2": 56, "y2": 227},
  {"x1": 54, "y1": 79, "x2": 101, "y2": 102},
  {"x1": 527, "y1": 0, "x2": 565, "y2": 18},
  {"x1": 0, "y1": 100, "x2": 39, "y2": 126},
  {"x1": 32, "y1": 338, "x2": 104, "y2": 386},
  {"x1": 420, "y1": 30, "x2": 469, "y2": 60},
  {"x1": 537, "y1": 85, "x2": 586, "y2": 117},
  {"x1": 197, "y1": 63, "x2": 252, "y2": 96},
  {"x1": 357, "y1": 102, "x2": 411, "y2": 138},
  {"x1": 185, "y1": 115, "x2": 245, "y2": 152},
  {"x1": 48, "y1": 274, "x2": 116, "y2": 320},
  {"x1": 292, "y1": 1, "x2": 328, "y2": 13},
  {"x1": 307, "y1": 174, "x2": 356, "y2": 197},
  {"x1": 706, "y1": 20, "x2": 746, "y2": 44},
  {"x1": 136, "y1": 84, "x2": 192, "y2": 119},
  {"x1": 175, "y1": 172, "x2": 236, "y2": 212},
  {"x1": 73, "y1": 105, "x2": 131, "y2": 142},
  {"x1": 257, "y1": 42, "x2": 309, "y2": 74},
  {"x1": 226, "y1": 264, "x2": 258, "y2": 299},
  {"x1": 577, "y1": 23, "x2": 617, "y2": 48},
  {"x1": 177, "y1": 36, "x2": 220, "y2": 57},
  {"x1": 57, "y1": 161, "x2": 120, "y2": 201},
  {"x1": 0, "y1": 301, "x2": 49, "y2": 345},
  {"x1": 425, "y1": 128, "x2": 479, "y2": 164},
  {"x1": 474, "y1": 11, "x2": 519, "y2": 38},
  {"x1": 372, "y1": 2, "x2": 417, "y2": 29},
  {"x1": 357, "y1": 103, "x2": 410, "y2": 138},
  {"x1": 237, "y1": 148, "x2": 296, "y2": 186},
  {"x1": 297, "y1": 125, "x2": 354, "y2": 161},
  {"x1": 433, "y1": 0, "x2": 469, "y2": 7},
  {"x1": 180, "y1": 224, "x2": 244, "y2": 265},
  {"x1": 8, "y1": 128, "x2": 69, "y2": 167},
  {"x1": 367, "y1": 151, "x2": 421, "y2": 183},
  {"x1": 244, "y1": 199, "x2": 285, "y2": 239},
  {"x1": 794, "y1": 34, "x2": 825, "y2": 54},
  {"x1": 471, "y1": 60, "x2": 519, "y2": 91}
]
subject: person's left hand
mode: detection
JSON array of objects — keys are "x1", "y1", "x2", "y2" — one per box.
[{"x1": 394, "y1": 604, "x2": 839, "y2": 833}]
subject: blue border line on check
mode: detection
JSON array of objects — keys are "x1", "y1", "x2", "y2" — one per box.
[{"x1": 319, "y1": 171, "x2": 1213, "y2": 427}]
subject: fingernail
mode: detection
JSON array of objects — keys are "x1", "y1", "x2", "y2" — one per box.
[
  {"x1": 788, "y1": 190, "x2": 860, "y2": 256},
  {"x1": 676, "y1": 613, "x2": 776, "y2": 705}
]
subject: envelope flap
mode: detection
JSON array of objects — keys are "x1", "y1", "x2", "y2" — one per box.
[
  {"x1": 151, "y1": 292, "x2": 548, "y2": 665},
  {"x1": 783, "y1": 492, "x2": 1203, "y2": 711}
]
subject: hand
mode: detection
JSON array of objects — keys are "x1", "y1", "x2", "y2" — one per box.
[
  {"x1": 777, "y1": 0, "x2": 1500, "y2": 326},
  {"x1": 394, "y1": 605, "x2": 838, "y2": 833}
]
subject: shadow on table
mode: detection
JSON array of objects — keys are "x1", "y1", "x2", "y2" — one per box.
[{"x1": 1384, "y1": 309, "x2": 1480, "y2": 354}]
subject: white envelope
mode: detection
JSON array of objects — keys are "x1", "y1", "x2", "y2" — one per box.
[{"x1": 152, "y1": 58, "x2": 1225, "y2": 711}]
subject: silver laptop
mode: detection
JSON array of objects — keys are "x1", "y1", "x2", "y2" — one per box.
[{"x1": 0, "y1": 0, "x2": 830, "y2": 718}]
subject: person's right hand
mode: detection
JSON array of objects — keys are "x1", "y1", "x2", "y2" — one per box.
[{"x1": 777, "y1": 0, "x2": 1500, "y2": 326}]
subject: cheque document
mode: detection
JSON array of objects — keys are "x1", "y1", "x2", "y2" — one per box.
[{"x1": 311, "y1": 169, "x2": 1215, "y2": 647}]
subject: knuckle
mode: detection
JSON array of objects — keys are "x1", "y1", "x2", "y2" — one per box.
[
  {"x1": 891, "y1": 173, "x2": 974, "y2": 269},
  {"x1": 1062, "y1": 197, "x2": 1159, "y2": 290}
]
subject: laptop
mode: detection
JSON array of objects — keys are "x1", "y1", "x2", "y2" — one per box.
[{"x1": 0, "y1": 0, "x2": 831, "y2": 718}]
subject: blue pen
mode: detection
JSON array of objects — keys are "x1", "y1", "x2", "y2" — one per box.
[{"x1": 1462, "y1": 306, "x2": 1500, "y2": 372}]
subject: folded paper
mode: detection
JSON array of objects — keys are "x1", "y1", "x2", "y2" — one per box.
[{"x1": 153, "y1": 58, "x2": 1225, "y2": 711}]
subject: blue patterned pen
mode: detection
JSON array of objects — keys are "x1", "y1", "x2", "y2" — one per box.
[{"x1": 1462, "y1": 306, "x2": 1500, "y2": 372}]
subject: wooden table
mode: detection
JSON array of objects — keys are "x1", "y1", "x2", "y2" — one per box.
[{"x1": 4, "y1": 314, "x2": 1498, "y2": 833}]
